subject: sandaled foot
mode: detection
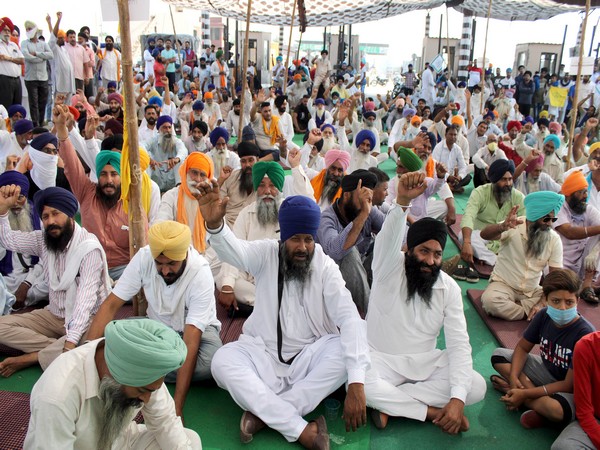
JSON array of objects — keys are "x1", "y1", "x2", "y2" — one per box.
[
  {"x1": 580, "y1": 287, "x2": 599, "y2": 304},
  {"x1": 490, "y1": 375, "x2": 510, "y2": 394}
]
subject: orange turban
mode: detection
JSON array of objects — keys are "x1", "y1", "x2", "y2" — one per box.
[
  {"x1": 177, "y1": 153, "x2": 214, "y2": 253},
  {"x1": 411, "y1": 115, "x2": 422, "y2": 125},
  {"x1": 204, "y1": 92, "x2": 213, "y2": 100},
  {"x1": 451, "y1": 115, "x2": 464, "y2": 127},
  {"x1": 57, "y1": 30, "x2": 66, "y2": 39},
  {"x1": 561, "y1": 170, "x2": 588, "y2": 196},
  {"x1": 293, "y1": 74, "x2": 302, "y2": 81}
]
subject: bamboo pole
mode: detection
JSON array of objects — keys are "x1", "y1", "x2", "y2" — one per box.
[
  {"x1": 566, "y1": 0, "x2": 592, "y2": 170},
  {"x1": 117, "y1": 0, "x2": 146, "y2": 316},
  {"x1": 282, "y1": 0, "x2": 298, "y2": 94},
  {"x1": 168, "y1": 6, "x2": 183, "y2": 72},
  {"x1": 479, "y1": 0, "x2": 493, "y2": 115},
  {"x1": 237, "y1": 0, "x2": 253, "y2": 143},
  {"x1": 445, "y1": 6, "x2": 450, "y2": 102}
]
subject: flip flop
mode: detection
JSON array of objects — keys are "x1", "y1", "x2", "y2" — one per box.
[{"x1": 490, "y1": 375, "x2": 510, "y2": 394}]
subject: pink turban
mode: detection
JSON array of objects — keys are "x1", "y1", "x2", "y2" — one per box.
[
  {"x1": 525, "y1": 153, "x2": 545, "y2": 174},
  {"x1": 324, "y1": 149, "x2": 351, "y2": 171},
  {"x1": 548, "y1": 122, "x2": 561, "y2": 134},
  {"x1": 364, "y1": 101, "x2": 376, "y2": 112}
]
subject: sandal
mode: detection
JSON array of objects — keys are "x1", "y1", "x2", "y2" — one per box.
[
  {"x1": 452, "y1": 265, "x2": 468, "y2": 281},
  {"x1": 465, "y1": 267, "x2": 480, "y2": 283},
  {"x1": 580, "y1": 287, "x2": 599, "y2": 304}
]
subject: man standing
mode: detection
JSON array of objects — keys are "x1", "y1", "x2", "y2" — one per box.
[
  {"x1": 198, "y1": 189, "x2": 370, "y2": 449},
  {"x1": 211, "y1": 50, "x2": 229, "y2": 90},
  {"x1": 421, "y1": 63, "x2": 436, "y2": 107},
  {"x1": 401, "y1": 64, "x2": 418, "y2": 95},
  {"x1": 22, "y1": 21, "x2": 52, "y2": 127},
  {"x1": 46, "y1": 13, "x2": 75, "y2": 98},
  {"x1": 161, "y1": 39, "x2": 177, "y2": 91},
  {"x1": 24, "y1": 319, "x2": 201, "y2": 449},
  {"x1": 78, "y1": 31, "x2": 96, "y2": 99},
  {"x1": 0, "y1": 17, "x2": 24, "y2": 109},
  {"x1": 64, "y1": 30, "x2": 90, "y2": 91},
  {"x1": 86, "y1": 221, "x2": 222, "y2": 418},
  {"x1": 365, "y1": 172, "x2": 486, "y2": 431},
  {"x1": 98, "y1": 36, "x2": 121, "y2": 88},
  {"x1": 183, "y1": 40, "x2": 196, "y2": 70},
  {"x1": 0, "y1": 185, "x2": 110, "y2": 376},
  {"x1": 481, "y1": 192, "x2": 564, "y2": 320},
  {"x1": 312, "y1": 49, "x2": 333, "y2": 95},
  {"x1": 143, "y1": 38, "x2": 155, "y2": 79}
]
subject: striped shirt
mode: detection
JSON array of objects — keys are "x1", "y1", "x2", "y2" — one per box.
[{"x1": 0, "y1": 215, "x2": 108, "y2": 343}]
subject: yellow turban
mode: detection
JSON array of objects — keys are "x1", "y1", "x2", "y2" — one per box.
[
  {"x1": 589, "y1": 142, "x2": 600, "y2": 156},
  {"x1": 148, "y1": 221, "x2": 191, "y2": 261}
]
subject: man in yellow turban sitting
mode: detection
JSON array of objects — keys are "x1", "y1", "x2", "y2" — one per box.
[
  {"x1": 86, "y1": 221, "x2": 222, "y2": 419},
  {"x1": 25, "y1": 318, "x2": 201, "y2": 449}
]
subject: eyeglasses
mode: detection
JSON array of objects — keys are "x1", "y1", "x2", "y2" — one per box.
[{"x1": 542, "y1": 216, "x2": 558, "y2": 223}]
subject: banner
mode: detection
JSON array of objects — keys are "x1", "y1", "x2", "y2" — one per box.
[
  {"x1": 548, "y1": 86, "x2": 568, "y2": 108},
  {"x1": 101, "y1": 0, "x2": 150, "y2": 22}
]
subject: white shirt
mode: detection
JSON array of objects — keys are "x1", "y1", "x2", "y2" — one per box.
[
  {"x1": 24, "y1": 339, "x2": 194, "y2": 449},
  {"x1": 224, "y1": 110, "x2": 249, "y2": 138},
  {"x1": 0, "y1": 130, "x2": 25, "y2": 172},
  {"x1": 49, "y1": 34, "x2": 75, "y2": 94},
  {"x1": 143, "y1": 48, "x2": 155, "y2": 78},
  {"x1": 472, "y1": 146, "x2": 508, "y2": 170},
  {"x1": 432, "y1": 139, "x2": 468, "y2": 178},
  {"x1": 112, "y1": 246, "x2": 220, "y2": 333},
  {"x1": 100, "y1": 49, "x2": 120, "y2": 82},
  {"x1": 0, "y1": 39, "x2": 22, "y2": 77},
  {"x1": 273, "y1": 110, "x2": 295, "y2": 143}
]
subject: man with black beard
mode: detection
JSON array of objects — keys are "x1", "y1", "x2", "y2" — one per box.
[
  {"x1": 54, "y1": 105, "x2": 141, "y2": 281},
  {"x1": 317, "y1": 169, "x2": 383, "y2": 313},
  {"x1": 0, "y1": 185, "x2": 110, "y2": 377},
  {"x1": 86, "y1": 221, "x2": 222, "y2": 420},
  {"x1": 197, "y1": 189, "x2": 370, "y2": 449},
  {"x1": 365, "y1": 171, "x2": 486, "y2": 433},
  {"x1": 217, "y1": 158, "x2": 312, "y2": 316},
  {"x1": 481, "y1": 191, "x2": 565, "y2": 320},
  {"x1": 138, "y1": 104, "x2": 159, "y2": 143},
  {"x1": 24, "y1": 318, "x2": 201, "y2": 449},
  {"x1": 555, "y1": 170, "x2": 600, "y2": 302},
  {"x1": 146, "y1": 115, "x2": 187, "y2": 193},
  {"x1": 457, "y1": 159, "x2": 525, "y2": 282}
]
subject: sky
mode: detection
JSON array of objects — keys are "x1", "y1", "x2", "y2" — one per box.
[{"x1": 5, "y1": 0, "x2": 599, "y2": 73}]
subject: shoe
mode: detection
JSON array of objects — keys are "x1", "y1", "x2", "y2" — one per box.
[
  {"x1": 370, "y1": 408, "x2": 389, "y2": 430},
  {"x1": 520, "y1": 410, "x2": 547, "y2": 429},
  {"x1": 465, "y1": 267, "x2": 480, "y2": 283},
  {"x1": 452, "y1": 265, "x2": 468, "y2": 281},
  {"x1": 442, "y1": 255, "x2": 461, "y2": 274},
  {"x1": 311, "y1": 415, "x2": 330, "y2": 450},
  {"x1": 239, "y1": 411, "x2": 266, "y2": 444}
]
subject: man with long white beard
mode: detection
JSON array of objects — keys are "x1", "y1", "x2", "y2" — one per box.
[
  {"x1": 208, "y1": 127, "x2": 240, "y2": 176},
  {"x1": 348, "y1": 129, "x2": 379, "y2": 173},
  {"x1": 0, "y1": 186, "x2": 110, "y2": 377},
  {"x1": 203, "y1": 92, "x2": 223, "y2": 131},
  {"x1": 319, "y1": 123, "x2": 338, "y2": 154},
  {"x1": 0, "y1": 172, "x2": 47, "y2": 311},
  {"x1": 365, "y1": 172, "x2": 486, "y2": 432},
  {"x1": 307, "y1": 97, "x2": 333, "y2": 131},
  {"x1": 513, "y1": 150, "x2": 561, "y2": 195},
  {"x1": 481, "y1": 191, "x2": 565, "y2": 320},
  {"x1": 216, "y1": 162, "x2": 288, "y2": 316},
  {"x1": 146, "y1": 115, "x2": 187, "y2": 193},
  {"x1": 24, "y1": 319, "x2": 201, "y2": 449}
]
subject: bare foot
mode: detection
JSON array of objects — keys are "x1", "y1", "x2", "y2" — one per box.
[
  {"x1": 490, "y1": 375, "x2": 510, "y2": 394},
  {"x1": 370, "y1": 409, "x2": 389, "y2": 429},
  {"x1": 0, "y1": 353, "x2": 38, "y2": 377},
  {"x1": 297, "y1": 421, "x2": 318, "y2": 449}
]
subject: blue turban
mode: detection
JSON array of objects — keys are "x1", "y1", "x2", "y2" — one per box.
[
  {"x1": 320, "y1": 123, "x2": 336, "y2": 134},
  {"x1": 156, "y1": 115, "x2": 173, "y2": 130},
  {"x1": 107, "y1": 81, "x2": 117, "y2": 89},
  {"x1": 207, "y1": 83, "x2": 215, "y2": 91},
  {"x1": 147, "y1": 38, "x2": 155, "y2": 44},
  {"x1": 363, "y1": 111, "x2": 376, "y2": 120},
  {"x1": 402, "y1": 107, "x2": 416, "y2": 118},
  {"x1": 355, "y1": 129, "x2": 376, "y2": 150},
  {"x1": 7, "y1": 105, "x2": 26, "y2": 118},
  {"x1": 96, "y1": 150, "x2": 121, "y2": 178},
  {"x1": 524, "y1": 191, "x2": 565, "y2": 222},
  {"x1": 0, "y1": 170, "x2": 29, "y2": 196},
  {"x1": 30, "y1": 132, "x2": 58, "y2": 152},
  {"x1": 426, "y1": 131, "x2": 438, "y2": 147},
  {"x1": 13, "y1": 119, "x2": 33, "y2": 136},
  {"x1": 523, "y1": 116, "x2": 535, "y2": 125},
  {"x1": 209, "y1": 127, "x2": 229, "y2": 147},
  {"x1": 192, "y1": 100, "x2": 205, "y2": 111},
  {"x1": 488, "y1": 159, "x2": 515, "y2": 183},
  {"x1": 314, "y1": 98, "x2": 325, "y2": 105},
  {"x1": 242, "y1": 125, "x2": 256, "y2": 142},
  {"x1": 457, "y1": 81, "x2": 467, "y2": 88},
  {"x1": 279, "y1": 196, "x2": 321, "y2": 242},
  {"x1": 33, "y1": 187, "x2": 78, "y2": 218},
  {"x1": 543, "y1": 134, "x2": 561, "y2": 151},
  {"x1": 276, "y1": 55, "x2": 283, "y2": 62},
  {"x1": 148, "y1": 96, "x2": 163, "y2": 108}
]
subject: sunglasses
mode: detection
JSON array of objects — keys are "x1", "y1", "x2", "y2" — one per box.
[{"x1": 542, "y1": 216, "x2": 558, "y2": 223}]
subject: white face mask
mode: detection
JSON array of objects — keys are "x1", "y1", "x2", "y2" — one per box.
[
  {"x1": 488, "y1": 142, "x2": 498, "y2": 152},
  {"x1": 26, "y1": 27, "x2": 38, "y2": 40}
]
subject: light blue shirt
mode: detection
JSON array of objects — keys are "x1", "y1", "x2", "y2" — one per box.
[
  {"x1": 161, "y1": 49, "x2": 177, "y2": 73},
  {"x1": 21, "y1": 39, "x2": 53, "y2": 81}
]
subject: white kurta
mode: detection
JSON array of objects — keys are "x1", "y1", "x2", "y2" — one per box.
[
  {"x1": 49, "y1": 35, "x2": 75, "y2": 95},
  {"x1": 0, "y1": 131, "x2": 26, "y2": 173},
  {"x1": 364, "y1": 204, "x2": 486, "y2": 420}
]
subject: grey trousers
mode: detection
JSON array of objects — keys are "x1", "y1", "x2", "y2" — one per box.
[
  {"x1": 338, "y1": 247, "x2": 370, "y2": 313},
  {"x1": 552, "y1": 420, "x2": 599, "y2": 450}
]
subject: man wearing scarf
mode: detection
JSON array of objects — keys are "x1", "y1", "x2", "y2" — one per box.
[
  {"x1": 0, "y1": 118, "x2": 33, "y2": 172},
  {"x1": 0, "y1": 185, "x2": 110, "y2": 377},
  {"x1": 25, "y1": 319, "x2": 201, "y2": 449},
  {"x1": 0, "y1": 171, "x2": 47, "y2": 310},
  {"x1": 197, "y1": 189, "x2": 369, "y2": 449},
  {"x1": 53, "y1": 105, "x2": 142, "y2": 281},
  {"x1": 250, "y1": 90, "x2": 283, "y2": 150},
  {"x1": 146, "y1": 115, "x2": 187, "y2": 193},
  {"x1": 365, "y1": 172, "x2": 486, "y2": 432},
  {"x1": 308, "y1": 141, "x2": 351, "y2": 211},
  {"x1": 481, "y1": 191, "x2": 565, "y2": 320},
  {"x1": 87, "y1": 221, "x2": 222, "y2": 420},
  {"x1": 22, "y1": 20, "x2": 53, "y2": 127},
  {"x1": 210, "y1": 49, "x2": 229, "y2": 89},
  {"x1": 0, "y1": 17, "x2": 24, "y2": 109}
]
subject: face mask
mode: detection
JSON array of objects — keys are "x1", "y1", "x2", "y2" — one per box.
[
  {"x1": 26, "y1": 28, "x2": 38, "y2": 40},
  {"x1": 488, "y1": 143, "x2": 498, "y2": 152},
  {"x1": 546, "y1": 305, "x2": 578, "y2": 326},
  {"x1": 332, "y1": 99, "x2": 339, "y2": 105},
  {"x1": 0, "y1": 34, "x2": 9, "y2": 43}
]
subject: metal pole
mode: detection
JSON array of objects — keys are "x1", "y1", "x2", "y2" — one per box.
[
  {"x1": 559, "y1": 25, "x2": 568, "y2": 75},
  {"x1": 438, "y1": 14, "x2": 443, "y2": 54},
  {"x1": 237, "y1": 0, "x2": 253, "y2": 142},
  {"x1": 283, "y1": 0, "x2": 298, "y2": 94}
]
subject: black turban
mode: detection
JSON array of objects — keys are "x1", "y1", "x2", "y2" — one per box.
[
  {"x1": 406, "y1": 217, "x2": 447, "y2": 250},
  {"x1": 237, "y1": 141, "x2": 261, "y2": 158},
  {"x1": 101, "y1": 134, "x2": 124, "y2": 151},
  {"x1": 341, "y1": 169, "x2": 378, "y2": 192},
  {"x1": 488, "y1": 159, "x2": 515, "y2": 184}
]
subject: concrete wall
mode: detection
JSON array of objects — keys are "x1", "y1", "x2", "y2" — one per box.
[
  {"x1": 421, "y1": 37, "x2": 460, "y2": 74},
  {"x1": 513, "y1": 43, "x2": 562, "y2": 74}
]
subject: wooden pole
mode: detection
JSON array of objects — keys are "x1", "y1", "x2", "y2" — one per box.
[
  {"x1": 479, "y1": 0, "x2": 493, "y2": 115},
  {"x1": 117, "y1": 0, "x2": 146, "y2": 316},
  {"x1": 237, "y1": 0, "x2": 253, "y2": 143},
  {"x1": 168, "y1": 6, "x2": 183, "y2": 71},
  {"x1": 566, "y1": 0, "x2": 592, "y2": 170},
  {"x1": 282, "y1": 0, "x2": 298, "y2": 94},
  {"x1": 445, "y1": 5, "x2": 451, "y2": 102}
]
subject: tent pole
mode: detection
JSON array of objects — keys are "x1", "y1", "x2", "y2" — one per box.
[
  {"x1": 237, "y1": 0, "x2": 253, "y2": 143},
  {"x1": 566, "y1": 0, "x2": 592, "y2": 171},
  {"x1": 283, "y1": 0, "x2": 298, "y2": 94},
  {"x1": 168, "y1": 6, "x2": 183, "y2": 70},
  {"x1": 117, "y1": 0, "x2": 145, "y2": 316},
  {"x1": 479, "y1": 0, "x2": 493, "y2": 115},
  {"x1": 445, "y1": 5, "x2": 451, "y2": 102},
  {"x1": 559, "y1": 25, "x2": 568, "y2": 75}
]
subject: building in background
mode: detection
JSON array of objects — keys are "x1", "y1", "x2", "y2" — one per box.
[{"x1": 513, "y1": 43, "x2": 562, "y2": 74}]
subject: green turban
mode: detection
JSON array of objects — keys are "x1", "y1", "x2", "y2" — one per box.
[
  {"x1": 524, "y1": 191, "x2": 565, "y2": 222},
  {"x1": 397, "y1": 147, "x2": 423, "y2": 172},
  {"x1": 252, "y1": 161, "x2": 285, "y2": 192},
  {"x1": 216, "y1": 50, "x2": 224, "y2": 59},
  {"x1": 104, "y1": 319, "x2": 187, "y2": 387},
  {"x1": 96, "y1": 150, "x2": 121, "y2": 179}
]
